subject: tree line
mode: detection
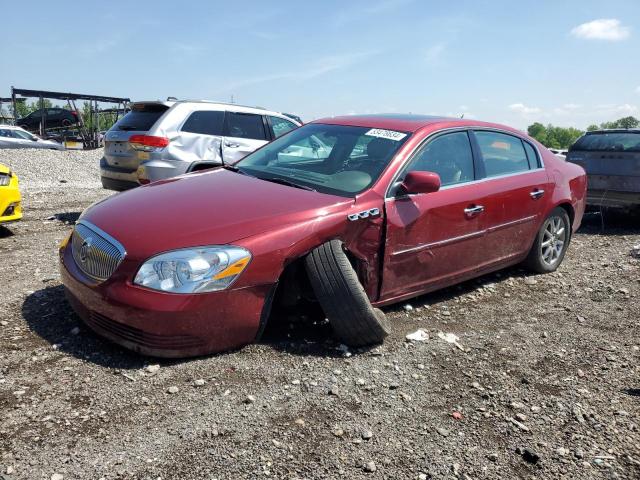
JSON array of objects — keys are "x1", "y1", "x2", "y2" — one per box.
[{"x1": 527, "y1": 116, "x2": 639, "y2": 149}]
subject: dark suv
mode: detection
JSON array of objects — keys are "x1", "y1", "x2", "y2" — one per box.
[
  {"x1": 17, "y1": 108, "x2": 79, "y2": 130},
  {"x1": 566, "y1": 129, "x2": 640, "y2": 209}
]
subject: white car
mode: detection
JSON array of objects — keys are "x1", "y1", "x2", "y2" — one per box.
[
  {"x1": 100, "y1": 100, "x2": 302, "y2": 191},
  {"x1": 0, "y1": 125, "x2": 65, "y2": 150}
]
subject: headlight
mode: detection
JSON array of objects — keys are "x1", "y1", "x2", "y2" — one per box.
[{"x1": 134, "y1": 246, "x2": 251, "y2": 293}]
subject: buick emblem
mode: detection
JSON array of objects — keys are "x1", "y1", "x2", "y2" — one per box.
[{"x1": 80, "y1": 237, "x2": 93, "y2": 263}]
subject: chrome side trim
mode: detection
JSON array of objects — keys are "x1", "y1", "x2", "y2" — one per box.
[
  {"x1": 486, "y1": 214, "x2": 538, "y2": 233},
  {"x1": 390, "y1": 214, "x2": 538, "y2": 257},
  {"x1": 391, "y1": 230, "x2": 485, "y2": 256}
]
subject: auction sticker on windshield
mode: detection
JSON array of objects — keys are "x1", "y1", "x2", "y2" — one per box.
[{"x1": 365, "y1": 129, "x2": 407, "y2": 141}]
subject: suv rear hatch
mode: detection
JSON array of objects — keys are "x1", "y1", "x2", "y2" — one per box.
[
  {"x1": 103, "y1": 102, "x2": 171, "y2": 171},
  {"x1": 566, "y1": 130, "x2": 640, "y2": 207}
]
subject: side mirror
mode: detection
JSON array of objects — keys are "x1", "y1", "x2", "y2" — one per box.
[{"x1": 400, "y1": 171, "x2": 441, "y2": 195}]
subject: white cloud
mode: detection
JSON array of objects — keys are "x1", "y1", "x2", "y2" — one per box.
[
  {"x1": 570, "y1": 19, "x2": 630, "y2": 41},
  {"x1": 509, "y1": 103, "x2": 541, "y2": 115}
]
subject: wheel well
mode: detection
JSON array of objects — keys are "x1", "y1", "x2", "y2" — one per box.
[{"x1": 557, "y1": 202, "x2": 575, "y2": 227}]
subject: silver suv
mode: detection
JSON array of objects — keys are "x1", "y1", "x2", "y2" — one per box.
[{"x1": 100, "y1": 100, "x2": 301, "y2": 191}]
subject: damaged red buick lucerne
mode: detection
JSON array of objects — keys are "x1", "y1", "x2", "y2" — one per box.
[{"x1": 59, "y1": 114, "x2": 587, "y2": 357}]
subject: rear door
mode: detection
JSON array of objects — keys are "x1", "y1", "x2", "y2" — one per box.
[
  {"x1": 381, "y1": 130, "x2": 486, "y2": 300},
  {"x1": 103, "y1": 103, "x2": 170, "y2": 171},
  {"x1": 222, "y1": 112, "x2": 269, "y2": 163},
  {"x1": 471, "y1": 130, "x2": 552, "y2": 264}
]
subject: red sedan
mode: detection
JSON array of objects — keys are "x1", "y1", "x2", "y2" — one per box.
[{"x1": 59, "y1": 115, "x2": 587, "y2": 357}]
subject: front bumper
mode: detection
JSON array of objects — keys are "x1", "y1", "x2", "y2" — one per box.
[
  {"x1": 59, "y1": 242, "x2": 273, "y2": 358},
  {"x1": 0, "y1": 182, "x2": 22, "y2": 224}
]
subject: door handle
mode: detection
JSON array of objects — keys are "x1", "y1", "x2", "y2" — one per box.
[
  {"x1": 530, "y1": 188, "x2": 545, "y2": 199},
  {"x1": 464, "y1": 205, "x2": 484, "y2": 216},
  {"x1": 225, "y1": 142, "x2": 240, "y2": 148}
]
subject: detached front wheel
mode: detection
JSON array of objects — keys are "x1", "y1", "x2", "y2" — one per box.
[
  {"x1": 305, "y1": 240, "x2": 389, "y2": 347},
  {"x1": 525, "y1": 207, "x2": 571, "y2": 273}
]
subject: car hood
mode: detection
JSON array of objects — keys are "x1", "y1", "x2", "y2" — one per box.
[
  {"x1": 0, "y1": 163, "x2": 10, "y2": 175},
  {"x1": 82, "y1": 169, "x2": 352, "y2": 260}
]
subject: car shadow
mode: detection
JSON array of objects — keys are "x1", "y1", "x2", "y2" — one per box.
[
  {"x1": 0, "y1": 226, "x2": 15, "y2": 238},
  {"x1": 623, "y1": 388, "x2": 640, "y2": 397},
  {"x1": 578, "y1": 209, "x2": 640, "y2": 236},
  {"x1": 22, "y1": 285, "x2": 160, "y2": 369},
  {"x1": 52, "y1": 211, "x2": 82, "y2": 224},
  {"x1": 259, "y1": 310, "x2": 354, "y2": 358}
]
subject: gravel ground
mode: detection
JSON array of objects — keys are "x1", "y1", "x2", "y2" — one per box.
[{"x1": 0, "y1": 150, "x2": 639, "y2": 480}]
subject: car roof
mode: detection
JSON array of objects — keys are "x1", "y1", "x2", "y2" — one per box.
[
  {"x1": 0, "y1": 124, "x2": 24, "y2": 130},
  {"x1": 310, "y1": 113, "x2": 519, "y2": 134},
  {"x1": 131, "y1": 100, "x2": 301, "y2": 124},
  {"x1": 585, "y1": 129, "x2": 640, "y2": 134}
]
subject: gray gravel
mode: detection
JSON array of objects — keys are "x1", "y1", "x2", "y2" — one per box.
[{"x1": 1, "y1": 151, "x2": 639, "y2": 479}]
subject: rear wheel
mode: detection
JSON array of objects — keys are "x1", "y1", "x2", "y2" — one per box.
[
  {"x1": 305, "y1": 240, "x2": 389, "y2": 347},
  {"x1": 525, "y1": 207, "x2": 571, "y2": 273}
]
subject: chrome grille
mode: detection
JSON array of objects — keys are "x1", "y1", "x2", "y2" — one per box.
[{"x1": 71, "y1": 221, "x2": 125, "y2": 281}]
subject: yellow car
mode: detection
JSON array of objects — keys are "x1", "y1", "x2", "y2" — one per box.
[{"x1": 0, "y1": 163, "x2": 22, "y2": 225}]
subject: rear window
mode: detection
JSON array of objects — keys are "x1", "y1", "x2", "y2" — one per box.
[
  {"x1": 113, "y1": 104, "x2": 169, "y2": 132},
  {"x1": 571, "y1": 132, "x2": 640, "y2": 152}
]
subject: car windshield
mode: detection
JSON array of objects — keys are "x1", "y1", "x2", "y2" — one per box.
[
  {"x1": 571, "y1": 132, "x2": 640, "y2": 152},
  {"x1": 235, "y1": 123, "x2": 410, "y2": 197}
]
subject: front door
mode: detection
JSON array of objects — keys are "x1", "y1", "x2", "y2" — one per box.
[
  {"x1": 222, "y1": 112, "x2": 269, "y2": 164},
  {"x1": 381, "y1": 130, "x2": 486, "y2": 301}
]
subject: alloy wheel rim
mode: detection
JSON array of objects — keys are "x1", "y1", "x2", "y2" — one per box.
[{"x1": 541, "y1": 216, "x2": 566, "y2": 266}]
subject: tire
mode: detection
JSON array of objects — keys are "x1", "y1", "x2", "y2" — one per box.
[
  {"x1": 61, "y1": 119, "x2": 72, "y2": 127},
  {"x1": 305, "y1": 240, "x2": 390, "y2": 347},
  {"x1": 525, "y1": 207, "x2": 571, "y2": 273}
]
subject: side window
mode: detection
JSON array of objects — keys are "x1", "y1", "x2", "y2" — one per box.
[
  {"x1": 181, "y1": 111, "x2": 225, "y2": 136},
  {"x1": 269, "y1": 116, "x2": 297, "y2": 138},
  {"x1": 0, "y1": 129, "x2": 11, "y2": 137},
  {"x1": 47, "y1": 109, "x2": 59, "y2": 116},
  {"x1": 405, "y1": 131, "x2": 475, "y2": 187},
  {"x1": 475, "y1": 131, "x2": 530, "y2": 177},
  {"x1": 523, "y1": 141, "x2": 540, "y2": 169},
  {"x1": 13, "y1": 130, "x2": 33, "y2": 140},
  {"x1": 225, "y1": 112, "x2": 267, "y2": 140}
]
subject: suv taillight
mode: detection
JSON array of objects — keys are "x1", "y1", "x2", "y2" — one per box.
[{"x1": 129, "y1": 135, "x2": 170, "y2": 151}]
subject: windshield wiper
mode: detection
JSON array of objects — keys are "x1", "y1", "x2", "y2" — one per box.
[
  {"x1": 221, "y1": 164, "x2": 252, "y2": 176},
  {"x1": 118, "y1": 126, "x2": 139, "y2": 131},
  {"x1": 261, "y1": 177, "x2": 316, "y2": 191}
]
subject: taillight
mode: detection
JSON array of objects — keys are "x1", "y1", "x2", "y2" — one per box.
[{"x1": 129, "y1": 135, "x2": 170, "y2": 151}]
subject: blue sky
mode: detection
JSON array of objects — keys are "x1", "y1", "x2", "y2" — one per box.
[{"x1": 1, "y1": 0, "x2": 638, "y2": 129}]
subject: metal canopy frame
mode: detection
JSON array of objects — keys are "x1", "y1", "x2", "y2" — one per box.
[{"x1": 10, "y1": 86, "x2": 130, "y2": 149}]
